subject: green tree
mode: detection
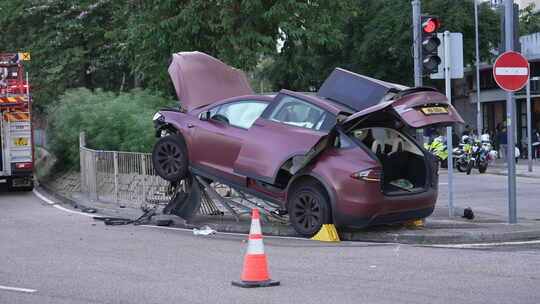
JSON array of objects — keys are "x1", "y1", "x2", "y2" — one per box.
[
  {"x1": 520, "y1": 3, "x2": 540, "y2": 35},
  {"x1": 0, "y1": 0, "x2": 130, "y2": 110},
  {"x1": 46, "y1": 88, "x2": 174, "y2": 170},
  {"x1": 264, "y1": 0, "x2": 501, "y2": 90}
]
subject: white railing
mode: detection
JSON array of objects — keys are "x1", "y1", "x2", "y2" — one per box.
[{"x1": 79, "y1": 142, "x2": 173, "y2": 208}]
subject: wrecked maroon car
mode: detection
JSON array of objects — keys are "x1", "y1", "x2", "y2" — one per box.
[{"x1": 152, "y1": 51, "x2": 464, "y2": 237}]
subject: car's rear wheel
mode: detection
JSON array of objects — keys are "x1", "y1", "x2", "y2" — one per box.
[
  {"x1": 287, "y1": 183, "x2": 330, "y2": 237},
  {"x1": 152, "y1": 134, "x2": 188, "y2": 182}
]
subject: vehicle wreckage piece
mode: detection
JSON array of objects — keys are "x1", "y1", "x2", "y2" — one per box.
[{"x1": 162, "y1": 177, "x2": 202, "y2": 220}]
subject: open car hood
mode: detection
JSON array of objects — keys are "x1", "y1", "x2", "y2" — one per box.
[
  {"x1": 317, "y1": 68, "x2": 409, "y2": 112},
  {"x1": 168, "y1": 52, "x2": 253, "y2": 112}
]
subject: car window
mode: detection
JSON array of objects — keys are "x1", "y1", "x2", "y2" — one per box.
[
  {"x1": 213, "y1": 100, "x2": 268, "y2": 129},
  {"x1": 269, "y1": 95, "x2": 327, "y2": 130}
]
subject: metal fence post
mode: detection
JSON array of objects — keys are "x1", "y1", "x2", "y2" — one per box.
[
  {"x1": 114, "y1": 151, "x2": 119, "y2": 204},
  {"x1": 141, "y1": 154, "x2": 147, "y2": 203},
  {"x1": 79, "y1": 132, "x2": 86, "y2": 194}
]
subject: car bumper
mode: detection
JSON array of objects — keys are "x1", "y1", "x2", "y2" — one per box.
[{"x1": 333, "y1": 187, "x2": 437, "y2": 228}]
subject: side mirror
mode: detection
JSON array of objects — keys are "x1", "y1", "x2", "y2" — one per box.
[{"x1": 200, "y1": 111, "x2": 211, "y2": 121}]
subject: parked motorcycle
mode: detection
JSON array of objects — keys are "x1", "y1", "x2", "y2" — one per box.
[
  {"x1": 464, "y1": 138, "x2": 494, "y2": 175},
  {"x1": 453, "y1": 143, "x2": 469, "y2": 172}
]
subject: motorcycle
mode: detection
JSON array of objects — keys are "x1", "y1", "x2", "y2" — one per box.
[
  {"x1": 453, "y1": 143, "x2": 470, "y2": 173},
  {"x1": 464, "y1": 139, "x2": 494, "y2": 175}
]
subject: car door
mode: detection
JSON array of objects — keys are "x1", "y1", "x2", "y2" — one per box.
[
  {"x1": 233, "y1": 94, "x2": 335, "y2": 184},
  {"x1": 189, "y1": 99, "x2": 269, "y2": 179}
]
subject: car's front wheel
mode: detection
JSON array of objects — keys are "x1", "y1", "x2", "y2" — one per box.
[
  {"x1": 287, "y1": 182, "x2": 330, "y2": 237},
  {"x1": 152, "y1": 134, "x2": 188, "y2": 182}
]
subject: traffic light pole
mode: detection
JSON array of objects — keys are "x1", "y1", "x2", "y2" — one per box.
[
  {"x1": 443, "y1": 31, "x2": 455, "y2": 218},
  {"x1": 474, "y1": 0, "x2": 482, "y2": 138},
  {"x1": 412, "y1": 0, "x2": 422, "y2": 87},
  {"x1": 505, "y1": 0, "x2": 517, "y2": 224}
]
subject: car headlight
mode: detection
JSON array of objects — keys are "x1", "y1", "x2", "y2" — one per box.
[{"x1": 153, "y1": 112, "x2": 164, "y2": 122}]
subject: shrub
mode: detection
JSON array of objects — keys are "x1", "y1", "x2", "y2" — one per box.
[{"x1": 46, "y1": 88, "x2": 175, "y2": 170}]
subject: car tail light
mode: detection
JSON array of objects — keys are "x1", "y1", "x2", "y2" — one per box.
[
  {"x1": 15, "y1": 162, "x2": 33, "y2": 169},
  {"x1": 351, "y1": 168, "x2": 381, "y2": 183}
]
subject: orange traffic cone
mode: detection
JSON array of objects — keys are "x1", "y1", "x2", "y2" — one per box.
[{"x1": 232, "y1": 209, "x2": 280, "y2": 288}]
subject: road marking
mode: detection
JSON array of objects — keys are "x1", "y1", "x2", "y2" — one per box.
[
  {"x1": 427, "y1": 239, "x2": 540, "y2": 248},
  {"x1": 439, "y1": 182, "x2": 448, "y2": 185},
  {"x1": 33, "y1": 189, "x2": 95, "y2": 217},
  {"x1": 495, "y1": 67, "x2": 528, "y2": 75},
  {"x1": 0, "y1": 285, "x2": 37, "y2": 293}
]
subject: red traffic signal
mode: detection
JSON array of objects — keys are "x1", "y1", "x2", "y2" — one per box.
[{"x1": 422, "y1": 18, "x2": 441, "y2": 33}]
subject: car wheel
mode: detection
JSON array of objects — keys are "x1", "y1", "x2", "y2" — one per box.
[
  {"x1": 287, "y1": 183, "x2": 330, "y2": 237},
  {"x1": 152, "y1": 134, "x2": 188, "y2": 182}
]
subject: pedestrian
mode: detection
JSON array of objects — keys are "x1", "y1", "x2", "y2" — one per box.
[
  {"x1": 532, "y1": 129, "x2": 540, "y2": 159},
  {"x1": 499, "y1": 127, "x2": 508, "y2": 161},
  {"x1": 462, "y1": 125, "x2": 471, "y2": 137}
]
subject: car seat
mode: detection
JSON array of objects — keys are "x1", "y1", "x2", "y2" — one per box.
[{"x1": 371, "y1": 140, "x2": 384, "y2": 155}]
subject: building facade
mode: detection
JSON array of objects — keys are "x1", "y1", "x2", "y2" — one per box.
[{"x1": 455, "y1": 32, "x2": 540, "y2": 151}]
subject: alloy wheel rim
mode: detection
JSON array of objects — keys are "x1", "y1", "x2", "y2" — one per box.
[
  {"x1": 156, "y1": 142, "x2": 183, "y2": 176},
  {"x1": 292, "y1": 191, "x2": 323, "y2": 232}
]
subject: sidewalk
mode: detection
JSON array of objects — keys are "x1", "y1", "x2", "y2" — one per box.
[
  {"x1": 487, "y1": 158, "x2": 540, "y2": 178},
  {"x1": 37, "y1": 173, "x2": 540, "y2": 245}
]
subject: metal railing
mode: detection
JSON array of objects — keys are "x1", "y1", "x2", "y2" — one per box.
[
  {"x1": 80, "y1": 144, "x2": 173, "y2": 208},
  {"x1": 78, "y1": 132, "x2": 286, "y2": 221}
]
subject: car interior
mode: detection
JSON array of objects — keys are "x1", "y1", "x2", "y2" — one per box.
[{"x1": 350, "y1": 127, "x2": 427, "y2": 194}]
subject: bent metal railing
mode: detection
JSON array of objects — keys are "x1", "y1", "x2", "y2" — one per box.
[
  {"x1": 80, "y1": 147, "x2": 173, "y2": 208},
  {"x1": 78, "y1": 132, "x2": 286, "y2": 221}
]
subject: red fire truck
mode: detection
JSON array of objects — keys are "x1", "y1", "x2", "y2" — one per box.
[{"x1": 0, "y1": 52, "x2": 34, "y2": 191}]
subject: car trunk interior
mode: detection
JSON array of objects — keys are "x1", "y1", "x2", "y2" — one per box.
[{"x1": 347, "y1": 119, "x2": 428, "y2": 195}]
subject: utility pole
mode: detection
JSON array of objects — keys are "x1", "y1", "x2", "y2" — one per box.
[
  {"x1": 444, "y1": 31, "x2": 455, "y2": 218},
  {"x1": 412, "y1": 0, "x2": 422, "y2": 87},
  {"x1": 504, "y1": 0, "x2": 517, "y2": 224},
  {"x1": 474, "y1": 0, "x2": 482, "y2": 137}
]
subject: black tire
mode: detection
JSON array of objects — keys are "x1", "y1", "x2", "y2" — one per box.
[
  {"x1": 478, "y1": 162, "x2": 488, "y2": 174},
  {"x1": 287, "y1": 182, "x2": 331, "y2": 237},
  {"x1": 466, "y1": 160, "x2": 473, "y2": 175},
  {"x1": 152, "y1": 134, "x2": 188, "y2": 182},
  {"x1": 457, "y1": 162, "x2": 468, "y2": 173}
]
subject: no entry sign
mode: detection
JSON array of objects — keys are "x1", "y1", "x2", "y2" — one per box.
[{"x1": 493, "y1": 51, "x2": 530, "y2": 91}]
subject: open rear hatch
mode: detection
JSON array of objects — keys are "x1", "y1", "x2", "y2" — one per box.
[{"x1": 318, "y1": 68, "x2": 463, "y2": 195}]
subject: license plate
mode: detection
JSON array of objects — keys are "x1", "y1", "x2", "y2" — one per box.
[
  {"x1": 13, "y1": 138, "x2": 29, "y2": 146},
  {"x1": 421, "y1": 106, "x2": 448, "y2": 115}
]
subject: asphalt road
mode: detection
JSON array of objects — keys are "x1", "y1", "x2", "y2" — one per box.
[
  {"x1": 437, "y1": 170, "x2": 540, "y2": 220},
  {"x1": 1, "y1": 190, "x2": 540, "y2": 304}
]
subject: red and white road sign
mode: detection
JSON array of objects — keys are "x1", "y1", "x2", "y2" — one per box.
[{"x1": 493, "y1": 51, "x2": 530, "y2": 91}]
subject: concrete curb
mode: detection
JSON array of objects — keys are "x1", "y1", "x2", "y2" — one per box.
[{"x1": 36, "y1": 183, "x2": 540, "y2": 245}]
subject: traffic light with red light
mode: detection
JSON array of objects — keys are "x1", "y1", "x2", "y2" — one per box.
[{"x1": 421, "y1": 16, "x2": 442, "y2": 76}]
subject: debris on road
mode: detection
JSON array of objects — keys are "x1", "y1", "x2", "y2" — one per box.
[{"x1": 193, "y1": 225, "x2": 216, "y2": 236}]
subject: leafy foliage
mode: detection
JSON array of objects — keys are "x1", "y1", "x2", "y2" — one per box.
[
  {"x1": 46, "y1": 88, "x2": 174, "y2": 170},
  {"x1": 520, "y1": 3, "x2": 540, "y2": 35}
]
